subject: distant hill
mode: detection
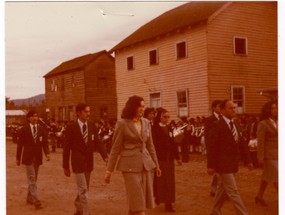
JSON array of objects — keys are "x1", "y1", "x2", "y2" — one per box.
[{"x1": 12, "y1": 94, "x2": 45, "y2": 106}]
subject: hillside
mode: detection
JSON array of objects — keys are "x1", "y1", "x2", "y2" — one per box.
[{"x1": 11, "y1": 94, "x2": 45, "y2": 106}]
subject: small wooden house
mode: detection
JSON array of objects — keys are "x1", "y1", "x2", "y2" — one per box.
[
  {"x1": 110, "y1": 1, "x2": 277, "y2": 119},
  {"x1": 44, "y1": 50, "x2": 117, "y2": 122}
]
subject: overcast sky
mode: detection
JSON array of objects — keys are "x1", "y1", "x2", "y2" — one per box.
[{"x1": 5, "y1": 1, "x2": 188, "y2": 100}]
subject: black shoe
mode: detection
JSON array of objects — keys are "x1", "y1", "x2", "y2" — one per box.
[
  {"x1": 165, "y1": 203, "x2": 176, "y2": 212},
  {"x1": 34, "y1": 200, "x2": 43, "y2": 209},
  {"x1": 255, "y1": 196, "x2": 268, "y2": 207}
]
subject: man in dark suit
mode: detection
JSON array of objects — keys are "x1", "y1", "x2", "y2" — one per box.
[
  {"x1": 206, "y1": 100, "x2": 253, "y2": 215},
  {"x1": 16, "y1": 110, "x2": 50, "y2": 209},
  {"x1": 63, "y1": 103, "x2": 108, "y2": 215},
  {"x1": 204, "y1": 100, "x2": 221, "y2": 196}
]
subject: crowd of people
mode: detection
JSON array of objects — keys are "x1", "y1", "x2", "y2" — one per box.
[{"x1": 13, "y1": 96, "x2": 278, "y2": 215}]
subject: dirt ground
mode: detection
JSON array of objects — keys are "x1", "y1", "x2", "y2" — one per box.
[{"x1": 6, "y1": 138, "x2": 278, "y2": 215}]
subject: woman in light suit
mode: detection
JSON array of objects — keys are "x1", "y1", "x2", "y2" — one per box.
[
  {"x1": 255, "y1": 100, "x2": 278, "y2": 206},
  {"x1": 105, "y1": 95, "x2": 161, "y2": 215}
]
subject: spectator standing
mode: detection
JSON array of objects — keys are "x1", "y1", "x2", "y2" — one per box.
[
  {"x1": 104, "y1": 95, "x2": 161, "y2": 215},
  {"x1": 152, "y1": 108, "x2": 182, "y2": 212},
  {"x1": 63, "y1": 103, "x2": 108, "y2": 215},
  {"x1": 255, "y1": 100, "x2": 278, "y2": 206},
  {"x1": 16, "y1": 110, "x2": 50, "y2": 209},
  {"x1": 206, "y1": 100, "x2": 253, "y2": 215},
  {"x1": 204, "y1": 100, "x2": 221, "y2": 197}
]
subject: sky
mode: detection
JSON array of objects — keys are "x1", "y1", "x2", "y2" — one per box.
[{"x1": 5, "y1": 1, "x2": 187, "y2": 100}]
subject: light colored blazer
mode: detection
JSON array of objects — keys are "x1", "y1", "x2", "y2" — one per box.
[
  {"x1": 107, "y1": 118, "x2": 159, "y2": 173},
  {"x1": 257, "y1": 119, "x2": 278, "y2": 161}
]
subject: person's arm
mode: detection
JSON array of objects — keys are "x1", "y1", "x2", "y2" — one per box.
[
  {"x1": 257, "y1": 121, "x2": 266, "y2": 167},
  {"x1": 63, "y1": 124, "x2": 72, "y2": 176},
  {"x1": 16, "y1": 127, "x2": 24, "y2": 165}
]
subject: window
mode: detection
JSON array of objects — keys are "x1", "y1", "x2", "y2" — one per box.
[
  {"x1": 98, "y1": 77, "x2": 107, "y2": 88},
  {"x1": 61, "y1": 77, "x2": 65, "y2": 91},
  {"x1": 176, "y1": 41, "x2": 187, "y2": 59},
  {"x1": 233, "y1": 37, "x2": 247, "y2": 55},
  {"x1": 231, "y1": 86, "x2": 245, "y2": 113},
  {"x1": 149, "y1": 49, "x2": 158, "y2": 65},
  {"x1": 71, "y1": 74, "x2": 76, "y2": 87},
  {"x1": 177, "y1": 90, "x2": 188, "y2": 117},
  {"x1": 68, "y1": 106, "x2": 73, "y2": 121},
  {"x1": 127, "y1": 56, "x2": 134, "y2": 70},
  {"x1": 150, "y1": 93, "x2": 161, "y2": 108},
  {"x1": 51, "y1": 79, "x2": 55, "y2": 91},
  {"x1": 100, "y1": 107, "x2": 108, "y2": 118}
]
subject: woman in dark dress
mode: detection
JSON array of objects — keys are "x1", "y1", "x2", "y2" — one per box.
[{"x1": 152, "y1": 108, "x2": 182, "y2": 212}]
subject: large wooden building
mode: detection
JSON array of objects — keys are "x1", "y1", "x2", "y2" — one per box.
[
  {"x1": 44, "y1": 50, "x2": 117, "y2": 122},
  {"x1": 110, "y1": 1, "x2": 277, "y2": 119}
]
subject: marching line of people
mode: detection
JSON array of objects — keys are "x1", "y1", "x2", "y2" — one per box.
[{"x1": 15, "y1": 96, "x2": 278, "y2": 215}]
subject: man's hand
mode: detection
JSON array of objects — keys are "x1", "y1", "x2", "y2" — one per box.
[
  {"x1": 64, "y1": 168, "x2": 71, "y2": 177},
  {"x1": 207, "y1": 168, "x2": 215, "y2": 175},
  {"x1": 104, "y1": 171, "x2": 111, "y2": 184},
  {"x1": 104, "y1": 157, "x2": 109, "y2": 166},
  {"x1": 156, "y1": 168, "x2": 162, "y2": 177},
  {"x1": 247, "y1": 163, "x2": 254, "y2": 171}
]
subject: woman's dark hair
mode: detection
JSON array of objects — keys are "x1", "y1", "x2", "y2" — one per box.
[
  {"x1": 121, "y1": 96, "x2": 144, "y2": 119},
  {"x1": 153, "y1": 107, "x2": 168, "y2": 126},
  {"x1": 260, "y1": 100, "x2": 278, "y2": 121},
  {"x1": 143, "y1": 107, "x2": 155, "y2": 118}
]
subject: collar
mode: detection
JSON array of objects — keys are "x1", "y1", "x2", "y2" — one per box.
[
  {"x1": 159, "y1": 122, "x2": 167, "y2": 127},
  {"x1": 78, "y1": 119, "x2": 87, "y2": 128},
  {"x1": 222, "y1": 115, "x2": 233, "y2": 126},
  {"x1": 213, "y1": 112, "x2": 220, "y2": 120},
  {"x1": 29, "y1": 123, "x2": 37, "y2": 129}
]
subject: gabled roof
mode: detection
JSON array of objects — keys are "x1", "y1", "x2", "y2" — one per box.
[
  {"x1": 44, "y1": 50, "x2": 113, "y2": 78},
  {"x1": 110, "y1": 1, "x2": 228, "y2": 52}
]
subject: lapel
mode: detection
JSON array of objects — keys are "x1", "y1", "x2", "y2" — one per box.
[
  {"x1": 75, "y1": 121, "x2": 85, "y2": 144},
  {"x1": 126, "y1": 119, "x2": 144, "y2": 142},
  {"x1": 220, "y1": 118, "x2": 236, "y2": 142},
  {"x1": 27, "y1": 124, "x2": 36, "y2": 143}
]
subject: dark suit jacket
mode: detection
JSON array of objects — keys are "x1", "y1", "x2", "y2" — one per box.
[
  {"x1": 204, "y1": 114, "x2": 219, "y2": 146},
  {"x1": 63, "y1": 120, "x2": 107, "y2": 173},
  {"x1": 206, "y1": 118, "x2": 250, "y2": 174},
  {"x1": 16, "y1": 124, "x2": 49, "y2": 165},
  {"x1": 152, "y1": 124, "x2": 180, "y2": 162}
]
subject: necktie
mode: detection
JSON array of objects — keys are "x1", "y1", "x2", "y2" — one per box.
[
  {"x1": 82, "y1": 124, "x2": 88, "y2": 144},
  {"x1": 33, "y1": 126, "x2": 37, "y2": 142},
  {"x1": 229, "y1": 121, "x2": 237, "y2": 142}
]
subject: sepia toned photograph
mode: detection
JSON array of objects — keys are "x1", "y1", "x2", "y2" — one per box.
[{"x1": 5, "y1": 1, "x2": 280, "y2": 215}]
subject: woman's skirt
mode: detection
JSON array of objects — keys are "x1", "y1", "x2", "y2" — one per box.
[
  {"x1": 122, "y1": 170, "x2": 155, "y2": 212},
  {"x1": 262, "y1": 159, "x2": 278, "y2": 183}
]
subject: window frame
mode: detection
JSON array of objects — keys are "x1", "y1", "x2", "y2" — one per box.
[
  {"x1": 149, "y1": 92, "x2": 161, "y2": 109},
  {"x1": 149, "y1": 48, "x2": 158, "y2": 66},
  {"x1": 126, "y1": 55, "x2": 134, "y2": 71},
  {"x1": 233, "y1": 36, "x2": 248, "y2": 55},
  {"x1": 176, "y1": 89, "x2": 189, "y2": 117},
  {"x1": 176, "y1": 41, "x2": 187, "y2": 59},
  {"x1": 231, "y1": 85, "x2": 245, "y2": 113}
]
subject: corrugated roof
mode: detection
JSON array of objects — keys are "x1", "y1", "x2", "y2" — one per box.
[
  {"x1": 110, "y1": 1, "x2": 228, "y2": 52},
  {"x1": 44, "y1": 50, "x2": 112, "y2": 78},
  {"x1": 6, "y1": 110, "x2": 27, "y2": 116}
]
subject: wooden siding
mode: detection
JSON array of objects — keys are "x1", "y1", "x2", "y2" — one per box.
[
  {"x1": 115, "y1": 25, "x2": 209, "y2": 120},
  {"x1": 45, "y1": 53, "x2": 117, "y2": 122},
  {"x1": 207, "y1": 2, "x2": 277, "y2": 114},
  {"x1": 85, "y1": 54, "x2": 117, "y2": 120}
]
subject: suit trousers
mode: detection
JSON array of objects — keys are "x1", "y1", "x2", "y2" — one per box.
[
  {"x1": 74, "y1": 172, "x2": 91, "y2": 215},
  {"x1": 25, "y1": 163, "x2": 40, "y2": 203},
  {"x1": 210, "y1": 173, "x2": 249, "y2": 215}
]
